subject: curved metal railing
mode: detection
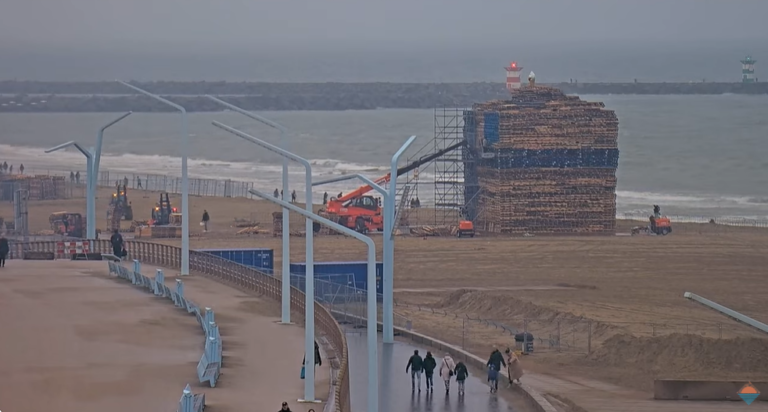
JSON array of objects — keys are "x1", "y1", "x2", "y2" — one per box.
[{"x1": 8, "y1": 240, "x2": 351, "y2": 412}]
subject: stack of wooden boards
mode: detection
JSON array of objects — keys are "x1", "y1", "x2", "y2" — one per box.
[
  {"x1": 469, "y1": 86, "x2": 619, "y2": 234},
  {"x1": 0, "y1": 174, "x2": 67, "y2": 201}
]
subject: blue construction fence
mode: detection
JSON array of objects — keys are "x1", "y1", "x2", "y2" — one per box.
[{"x1": 107, "y1": 260, "x2": 216, "y2": 412}]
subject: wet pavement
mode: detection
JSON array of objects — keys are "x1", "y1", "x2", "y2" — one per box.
[{"x1": 346, "y1": 330, "x2": 517, "y2": 412}]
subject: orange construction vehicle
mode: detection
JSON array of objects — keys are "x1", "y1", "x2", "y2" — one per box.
[{"x1": 321, "y1": 141, "x2": 466, "y2": 234}]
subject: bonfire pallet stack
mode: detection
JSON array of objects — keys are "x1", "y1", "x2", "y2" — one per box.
[
  {"x1": 468, "y1": 86, "x2": 619, "y2": 234},
  {"x1": 0, "y1": 175, "x2": 68, "y2": 201}
]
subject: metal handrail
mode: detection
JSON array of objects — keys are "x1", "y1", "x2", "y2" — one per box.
[{"x1": 8, "y1": 240, "x2": 351, "y2": 412}]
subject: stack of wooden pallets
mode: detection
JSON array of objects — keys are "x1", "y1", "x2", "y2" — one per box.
[{"x1": 470, "y1": 86, "x2": 619, "y2": 235}]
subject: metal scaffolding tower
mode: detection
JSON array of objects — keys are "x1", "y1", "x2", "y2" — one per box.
[{"x1": 397, "y1": 108, "x2": 473, "y2": 227}]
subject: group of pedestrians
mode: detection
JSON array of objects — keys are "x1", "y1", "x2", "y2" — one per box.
[
  {"x1": 0, "y1": 162, "x2": 23, "y2": 175},
  {"x1": 406, "y1": 350, "x2": 469, "y2": 395},
  {"x1": 406, "y1": 346, "x2": 524, "y2": 396}
]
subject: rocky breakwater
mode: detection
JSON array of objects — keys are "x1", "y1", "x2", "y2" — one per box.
[{"x1": 1, "y1": 81, "x2": 766, "y2": 113}]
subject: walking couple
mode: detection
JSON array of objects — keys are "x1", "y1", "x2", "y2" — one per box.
[
  {"x1": 486, "y1": 347, "x2": 523, "y2": 393},
  {"x1": 406, "y1": 350, "x2": 469, "y2": 395}
]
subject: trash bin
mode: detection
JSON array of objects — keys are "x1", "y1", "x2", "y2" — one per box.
[{"x1": 514, "y1": 332, "x2": 534, "y2": 353}]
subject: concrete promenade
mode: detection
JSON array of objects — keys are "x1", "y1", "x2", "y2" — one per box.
[
  {"x1": 149, "y1": 264, "x2": 332, "y2": 412},
  {"x1": 346, "y1": 331, "x2": 519, "y2": 412},
  {"x1": 0, "y1": 261, "x2": 329, "y2": 412}
]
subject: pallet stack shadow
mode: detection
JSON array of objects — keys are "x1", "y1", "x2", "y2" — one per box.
[{"x1": 463, "y1": 86, "x2": 619, "y2": 234}]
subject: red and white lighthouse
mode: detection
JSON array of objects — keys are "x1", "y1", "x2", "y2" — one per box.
[{"x1": 505, "y1": 61, "x2": 523, "y2": 91}]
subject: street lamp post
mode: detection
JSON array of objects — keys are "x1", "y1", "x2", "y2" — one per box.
[
  {"x1": 249, "y1": 188, "x2": 379, "y2": 412},
  {"x1": 211, "y1": 121, "x2": 318, "y2": 403},
  {"x1": 45, "y1": 141, "x2": 95, "y2": 238},
  {"x1": 44, "y1": 112, "x2": 132, "y2": 240},
  {"x1": 384, "y1": 136, "x2": 416, "y2": 342},
  {"x1": 205, "y1": 95, "x2": 292, "y2": 324},
  {"x1": 117, "y1": 81, "x2": 191, "y2": 275}
]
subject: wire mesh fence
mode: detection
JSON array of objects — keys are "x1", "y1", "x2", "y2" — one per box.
[{"x1": 388, "y1": 301, "x2": 763, "y2": 356}]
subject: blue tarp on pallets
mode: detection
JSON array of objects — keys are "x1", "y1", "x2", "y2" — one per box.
[
  {"x1": 479, "y1": 148, "x2": 619, "y2": 169},
  {"x1": 483, "y1": 112, "x2": 500, "y2": 145}
]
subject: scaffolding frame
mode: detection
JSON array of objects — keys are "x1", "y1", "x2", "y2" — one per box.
[{"x1": 397, "y1": 108, "x2": 475, "y2": 228}]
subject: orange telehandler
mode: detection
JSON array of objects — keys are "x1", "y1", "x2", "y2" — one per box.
[{"x1": 320, "y1": 141, "x2": 466, "y2": 234}]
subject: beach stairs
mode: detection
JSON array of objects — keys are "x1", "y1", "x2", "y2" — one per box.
[
  {"x1": 177, "y1": 384, "x2": 206, "y2": 412},
  {"x1": 196, "y1": 308, "x2": 222, "y2": 387}
]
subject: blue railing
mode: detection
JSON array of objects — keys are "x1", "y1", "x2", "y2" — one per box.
[{"x1": 108, "y1": 260, "x2": 217, "y2": 411}]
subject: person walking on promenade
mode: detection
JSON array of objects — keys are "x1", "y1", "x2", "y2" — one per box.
[
  {"x1": 136, "y1": 175, "x2": 142, "y2": 189},
  {"x1": 274, "y1": 188, "x2": 279, "y2": 198},
  {"x1": 487, "y1": 347, "x2": 506, "y2": 376},
  {"x1": 302, "y1": 341, "x2": 322, "y2": 375},
  {"x1": 487, "y1": 364, "x2": 499, "y2": 393},
  {"x1": 76, "y1": 171, "x2": 81, "y2": 185},
  {"x1": 201, "y1": 210, "x2": 210, "y2": 232},
  {"x1": 291, "y1": 190, "x2": 297, "y2": 203},
  {"x1": 19, "y1": 164, "x2": 24, "y2": 174},
  {"x1": 323, "y1": 191, "x2": 328, "y2": 205},
  {"x1": 505, "y1": 348, "x2": 523, "y2": 385},
  {"x1": 454, "y1": 360, "x2": 469, "y2": 396},
  {"x1": 70, "y1": 171, "x2": 75, "y2": 183},
  {"x1": 0, "y1": 235, "x2": 9, "y2": 267},
  {"x1": 406, "y1": 349, "x2": 424, "y2": 392},
  {"x1": 110, "y1": 229, "x2": 124, "y2": 257},
  {"x1": 439, "y1": 353, "x2": 456, "y2": 394},
  {"x1": 422, "y1": 351, "x2": 437, "y2": 392},
  {"x1": 278, "y1": 401, "x2": 292, "y2": 411}
]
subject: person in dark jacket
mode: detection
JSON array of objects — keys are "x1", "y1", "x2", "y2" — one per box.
[
  {"x1": 302, "y1": 341, "x2": 322, "y2": 367},
  {"x1": 454, "y1": 361, "x2": 469, "y2": 395},
  {"x1": 0, "y1": 235, "x2": 9, "y2": 267},
  {"x1": 422, "y1": 351, "x2": 437, "y2": 392},
  {"x1": 406, "y1": 349, "x2": 424, "y2": 392},
  {"x1": 487, "y1": 347, "x2": 506, "y2": 373},
  {"x1": 201, "y1": 210, "x2": 210, "y2": 232},
  {"x1": 279, "y1": 401, "x2": 292, "y2": 411},
  {"x1": 109, "y1": 229, "x2": 124, "y2": 257}
]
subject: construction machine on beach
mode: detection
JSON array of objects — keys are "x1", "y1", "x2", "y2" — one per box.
[{"x1": 319, "y1": 141, "x2": 466, "y2": 234}]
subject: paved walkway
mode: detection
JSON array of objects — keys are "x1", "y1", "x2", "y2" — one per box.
[
  {"x1": 0, "y1": 261, "x2": 201, "y2": 412},
  {"x1": 154, "y1": 266, "x2": 331, "y2": 412},
  {"x1": 346, "y1": 331, "x2": 518, "y2": 411}
]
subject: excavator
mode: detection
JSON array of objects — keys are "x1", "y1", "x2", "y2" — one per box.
[{"x1": 320, "y1": 141, "x2": 467, "y2": 234}]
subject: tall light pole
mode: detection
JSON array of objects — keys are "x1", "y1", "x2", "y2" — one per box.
[
  {"x1": 117, "y1": 81, "x2": 190, "y2": 275},
  {"x1": 249, "y1": 188, "x2": 379, "y2": 412},
  {"x1": 211, "y1": 121, "x2": 318, "y2": 403},
  {"x1": 205, "y1": 95, "x2": 292, "y2": 324},
  {"x1": 45, "y1": 141, "x2": 95, "y2": 238},
  {"x1": 44, "y1": 112, "x2": 132, "y2": 239},
  {"x1": 312, "y1": 136, "x2": 416, "y2": 344},
  {"x1": 384, "y1": 136, "x2": 417, "y2": 342},
  {"x1": 93, "y1": 112, "x2": 132, "y2": 192}
]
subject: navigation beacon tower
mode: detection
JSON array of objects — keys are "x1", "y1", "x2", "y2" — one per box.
[
  {"x1": 741, "y1": 55, "x2": 757, "y2": 83},
  {"x1": 505, "y1": 62, "x2": 523, "y2": 91}
]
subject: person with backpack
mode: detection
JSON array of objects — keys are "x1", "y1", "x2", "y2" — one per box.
[
  {"x1": 453, "y1": 361, "x2": 469, "y2": 396},
  {"x1": 422, "y1": 351, "x2": 437, "y2": 392},
  {"x1": 438, "y1": 353, "x2": 456, "y2": 394},
  {"x1": 406, "y1": 349, "x2": 424, "y2": 392}
]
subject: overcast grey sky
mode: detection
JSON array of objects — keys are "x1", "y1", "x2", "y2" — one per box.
[
  {"x1": 2, "y1": 0, "x2": 767, "y2": 53},
  {"x1": 1, "y1": 0, "x2": 766, "y2": 81}
]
